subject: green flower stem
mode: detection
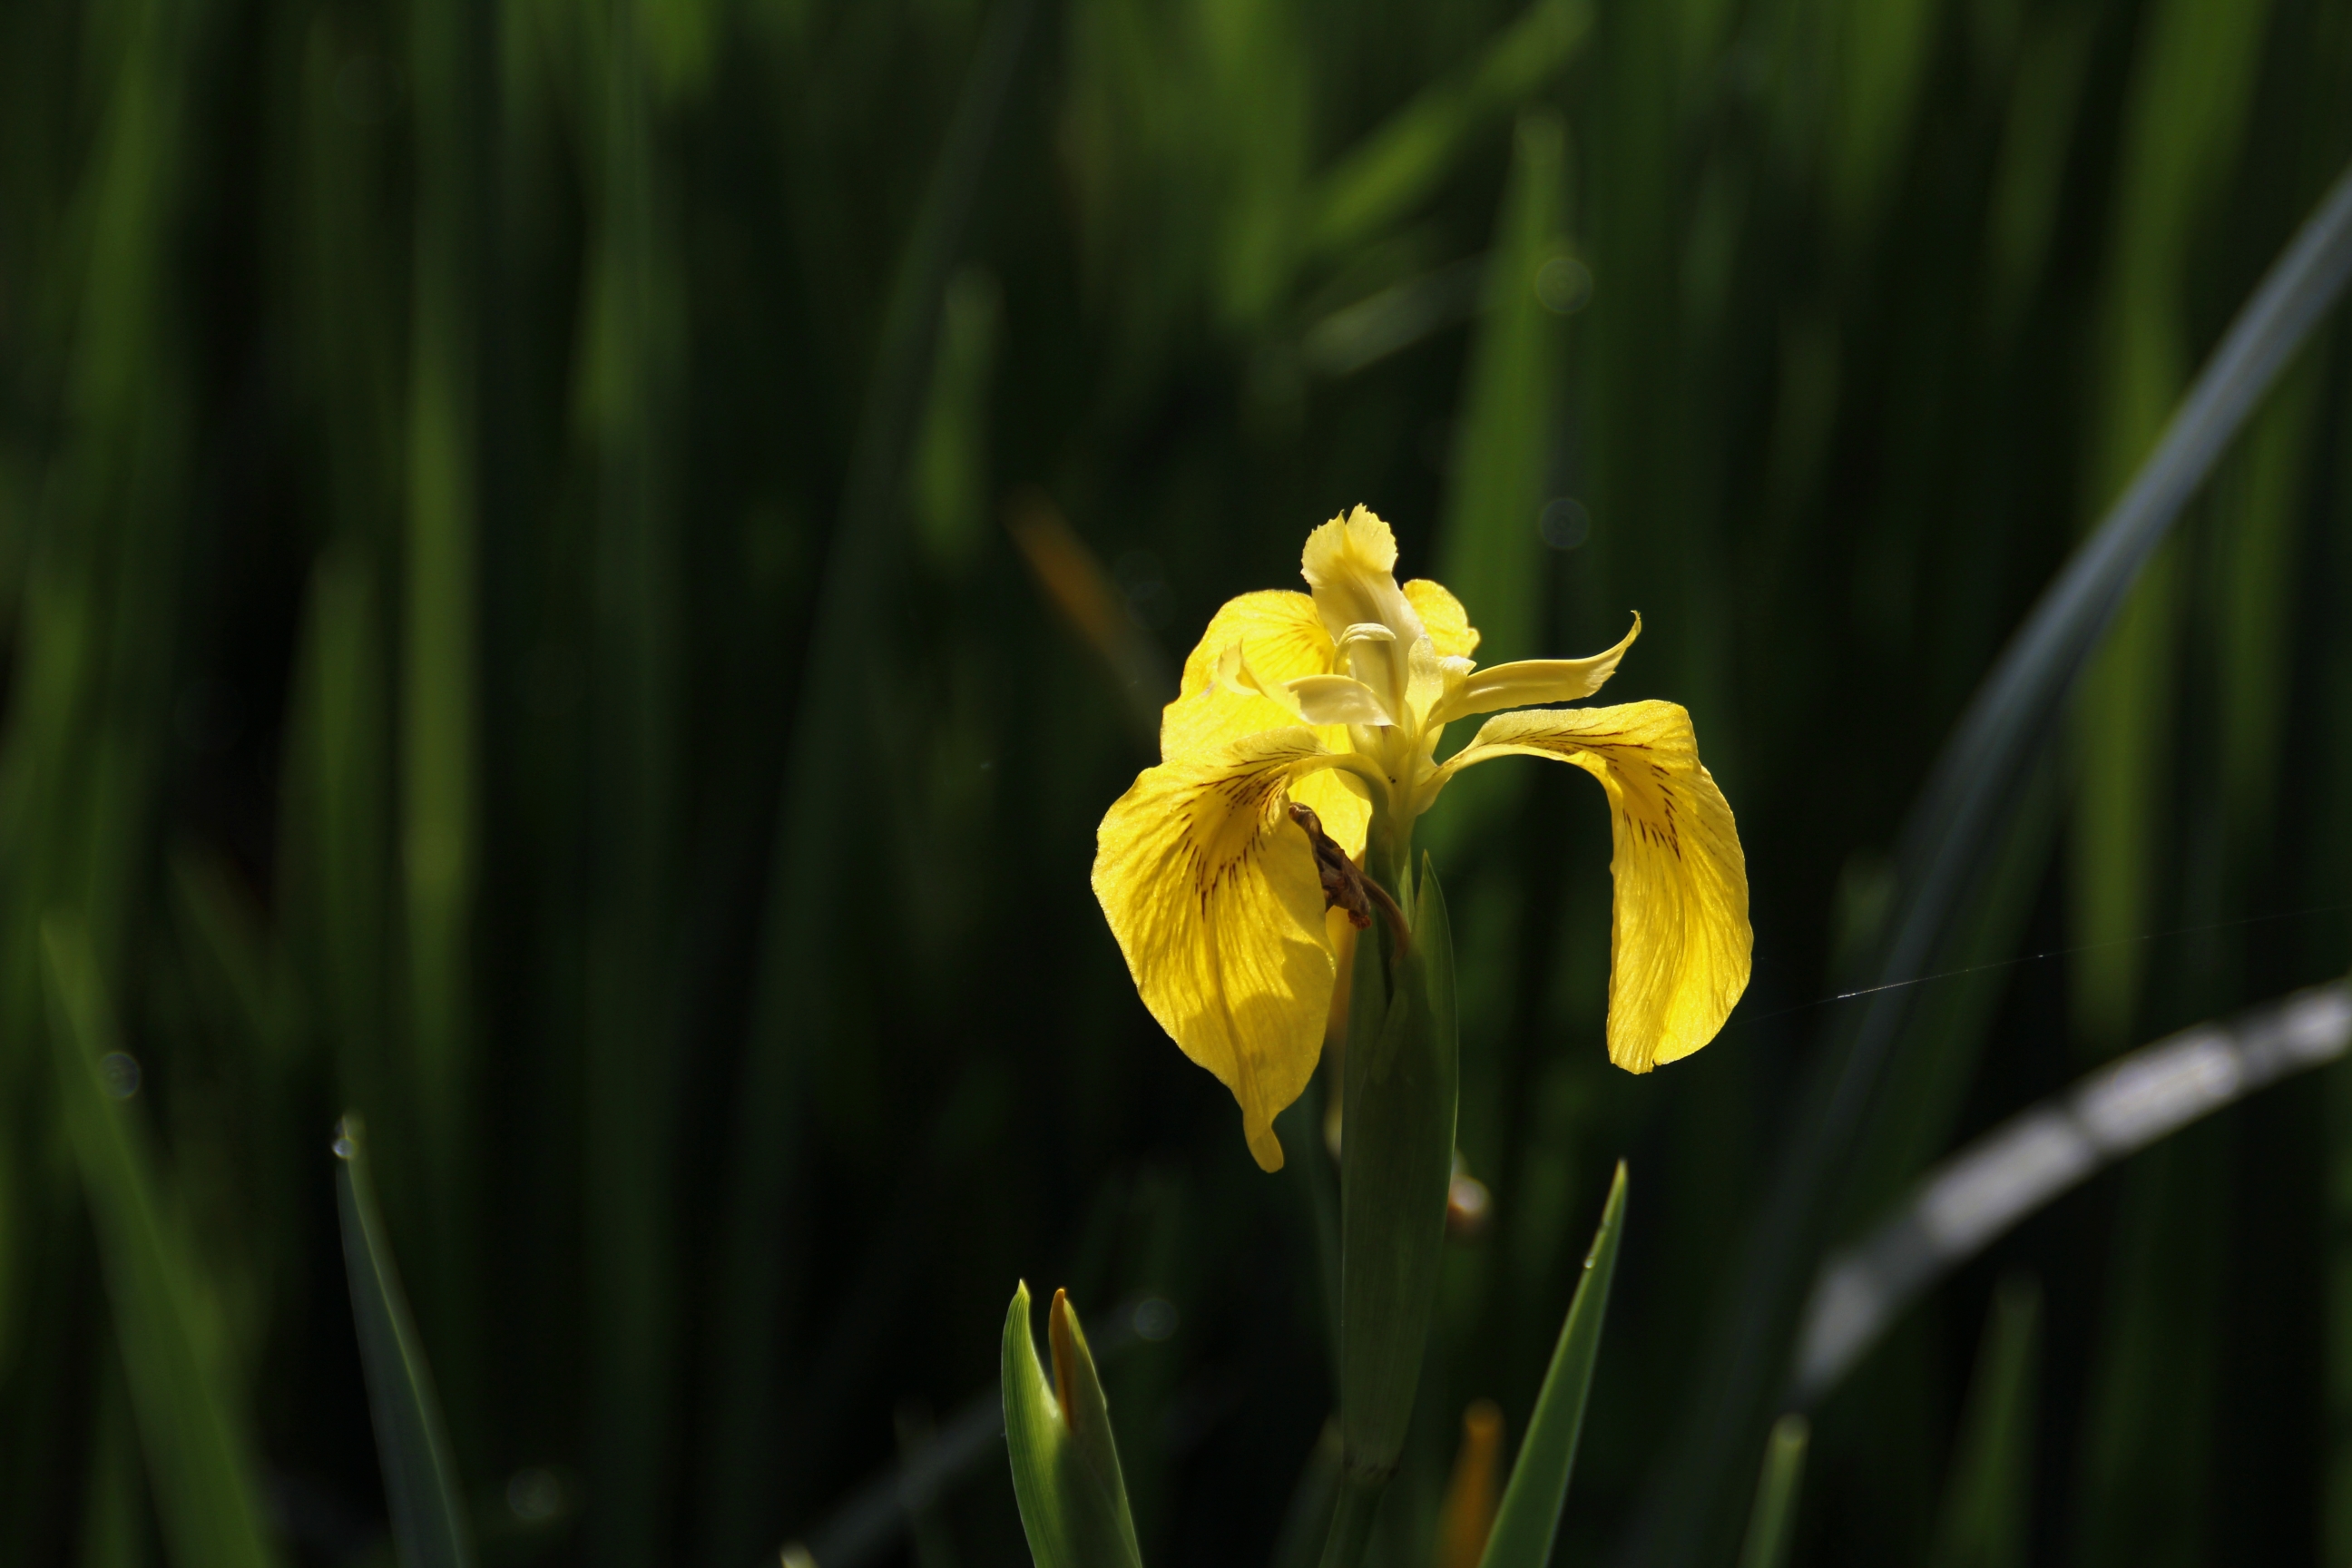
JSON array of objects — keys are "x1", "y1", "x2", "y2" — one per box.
[{"x1": 1327, "y1": 853, "x2": 1458, "y2": 1565}]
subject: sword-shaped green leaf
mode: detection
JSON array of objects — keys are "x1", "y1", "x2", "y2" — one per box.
[
  {"x1": 334, "y1": 1113, "x2": 475, "y2": 1568},
  {"x1": 1476, "y1": 1161, "x2": 1626, "y2": 1568},
  {"x1": 1736, "y1": 1417, "x2": 1811, "y2": 1568}
]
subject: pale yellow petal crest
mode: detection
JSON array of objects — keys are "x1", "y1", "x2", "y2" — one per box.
[{"x1": 1430, "y1": 614, "x2": 1642, "y2": 724}]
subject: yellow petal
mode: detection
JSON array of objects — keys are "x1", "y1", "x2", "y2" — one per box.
[
  {"x1": 1093, "y1": 729, "x2": 1350, "y2": 1169},
  {"x1": 1162, "y1": 589, "x2": 1368, "y2": 856},
  {"x1": 1177, "y1": 590, "x2": 1331, "y2": 701},
  {"x1": 1300, "y1": 507, "x2": 1423, "y2": 713},
  {"x1": 1440, "y1": 701, "x2": 1749, "y2": 1071},
  {"x1": 1431, "y1": 615, "x2": 1641, "y2": 724},
  {"x1": 1217, "y1": 643, "x2": 1393, "y2": 727},
  {"x1": 1402, "y1": 579, "x2": 1480, "y2": 658},
  {"x1": 1165, "y1": 592, "x2": 1336, "y2": 764}
]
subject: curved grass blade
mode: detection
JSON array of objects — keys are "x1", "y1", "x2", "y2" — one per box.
[
  {"x1": 1794, "y1": 982, "x2": 2349, "y2": 1399},
  {"x1": 1630, "y1": 156, "x2": 2352, "y2": 1568},
  {"x1": 1735, "y1": 1418, "x2": 1809, "y2": 1568},
  {"x1": 42, "y1": 918, "x2": 279, "y2": 1568},
  {"x1": 1477, "y1": 1161, "x2": 1626, "y2": 1568},
  {"x1": 334, "y1": 1113, "x2": 475, "y2": 1568}
]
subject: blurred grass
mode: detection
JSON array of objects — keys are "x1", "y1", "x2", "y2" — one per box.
[{"x1": 0, "y1": 0, "x2": 2350, "y2": 1564}]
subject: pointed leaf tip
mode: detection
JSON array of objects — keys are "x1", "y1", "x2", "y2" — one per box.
[
  {"x1": 1001, "y1": 1284, "x2": 1143, "y2": 1568},
  {"x1": 1477, "y1": 1162, "x2": 1626, "y2": 1568}
]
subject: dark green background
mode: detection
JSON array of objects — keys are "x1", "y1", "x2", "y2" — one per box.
[{"x1": 2, "y1": 0, "x2": 2349, "y2": 1563}]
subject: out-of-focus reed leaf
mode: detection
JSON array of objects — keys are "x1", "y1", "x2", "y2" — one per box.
[
  {"x1": 701, "y1": 5, "x2": 1035, "y2": 1554},
  {"x1": 333, "y1": 1113, "x2": 475, "y2": 1568},
  {"x1": 1422, "y1": 107, "x2": 1567, "y2": 875},
  {"x1": 1307, "y1": 0, "x2": 1592, "y2": 261},
  {"x1": 43, "y1": 918, "x2": 278, "y2": 1568},
  {"x1": 1437, "y1": 112, "x2": 1566, "y2": 671},
  {"x1": 1926, "y1": 1278, "x2": 2040, "y2": 1568},
  {"x1": 1982, "y1": 9, "x2": 2098, "y2": 334},
  {"x1": 575, "y1": 1, "x2": 687, "y2": 1560},
  {"x1": 281, "y1": 549, "x2": 394, "y2": 1150},
  {"x1": 914, "y1": 267, "x2": 1005, "y2": 572},
  {"x1": 1632, "y1": 156, "x2": 2352, "y2": 1568},
  {"x1": 1477, "y1": 1161, "x2": 1625, "y2": 1568},
  {"x1": 2071, "y1": 0, "x2": 2274, "y2": 1053},
  {"x1": 79, "y1": 1367, "x2": 144, "y2": 1568},
  {"x1": 2213, "y1": 359, "x2": 2318, "y2": 856},
  {"x1": 1735, "y1": 1417, "x2": 1808, "y2": 1568},
  {"x1": 1824, "y1": 0, "x2": 1942, "y2": 237},
  {"x1": 1001, "y1": 1282, "x2": 1143, "y2": 1568},
  {"x1": 1301, "y1": 256, "x2": 1488, "y2": 379},
  {"x1": 1795, "y1": 983, "x2": 2350, "y2": 1398},
  {"x1": 1833, "y1": 768, "x2": 2059, "y2": 1209},
  {"x1": 401, "y1": 0, "x2": 484, "y2": 1220}
]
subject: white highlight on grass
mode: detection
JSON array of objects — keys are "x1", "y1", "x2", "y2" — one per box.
[{"x1": 1793, "y1": 982, "x2": 2352, "y2": 1401}]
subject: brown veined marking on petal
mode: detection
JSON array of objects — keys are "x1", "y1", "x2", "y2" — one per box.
[
  {"x1": 1513, "y1": 726, "x2": 1684, "y2": 862},
  {"x1": 1179, "y1": 755, "x2": 1314, "y2": 1165},
  {"x1": 1181, "y1": 763, "x2": 1300, "y2": 914}
]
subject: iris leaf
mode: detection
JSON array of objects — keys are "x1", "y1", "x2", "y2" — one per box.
[
  {"x1": 1735, "y1": 1417, "x2": 1809, "y2": 1568},
  {"x1": 1001, "y1": 1282, "x2": 1143, "y2": 1568},
  {"x1": 335, "y1": 1113, "x2": 475, "y2": 1568},
  {"x1": 1476, "y1": 1161, "x2": 1626, "y2": 1568}
]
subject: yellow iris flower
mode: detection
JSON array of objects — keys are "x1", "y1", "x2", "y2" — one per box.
[{"x1": 1093, "y1": 506, "x2": 1751, "y2": 1170}]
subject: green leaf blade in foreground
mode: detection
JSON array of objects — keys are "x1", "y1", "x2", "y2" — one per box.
[
  {"x1": 1001, "y1": 1281, "x2": 1143, "y2": 1568},
  {"x1": 335, "y1": 1113, "x2": 475, "y2": 1568},
  {"x1": 42, "y1": 918, "x2": 279, "y2": 1568},
  {"x1": 1736, "y1": 1416, "x2": 1811, "y2": 1568},
  {"x1": 1477, "y1": 1161, "x2": 1627, "y2": 1568}
]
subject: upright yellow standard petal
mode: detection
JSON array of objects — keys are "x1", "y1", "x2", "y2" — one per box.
[
  {"x1": 1439, "y1": 702, "x2": 1750, "y2": 1070},
  {"x1": 1093, "y1": 729, "x2": 1347, "y2": 1170},
  {"x1": 1401, "y1": 579, "x2": 1480, "y2": 659},
  {"x1": 1175, "y1": 590, "x2": 1332, "y2": 704},
  {"x1": 1161, "y1": 588, "x2": 1368, "y2": 857},
  {"x1": 1301, "y1": 507, "x2": 1424, "y2": 715}
]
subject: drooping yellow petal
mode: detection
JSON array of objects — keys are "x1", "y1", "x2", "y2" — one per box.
[
  {"x1": 1093, "y1": 729, "x2": 1352, "y2": 1169},
  {"x1": 1430, "y1": 615, "x2": 1641, "y2": 725},
  {"x1": 1402, "y1": 579, "x2": 1480, "y2": 658},
  {"x1": 1438, "y1": 701, "x2": 1749, "y2": 1071}
]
